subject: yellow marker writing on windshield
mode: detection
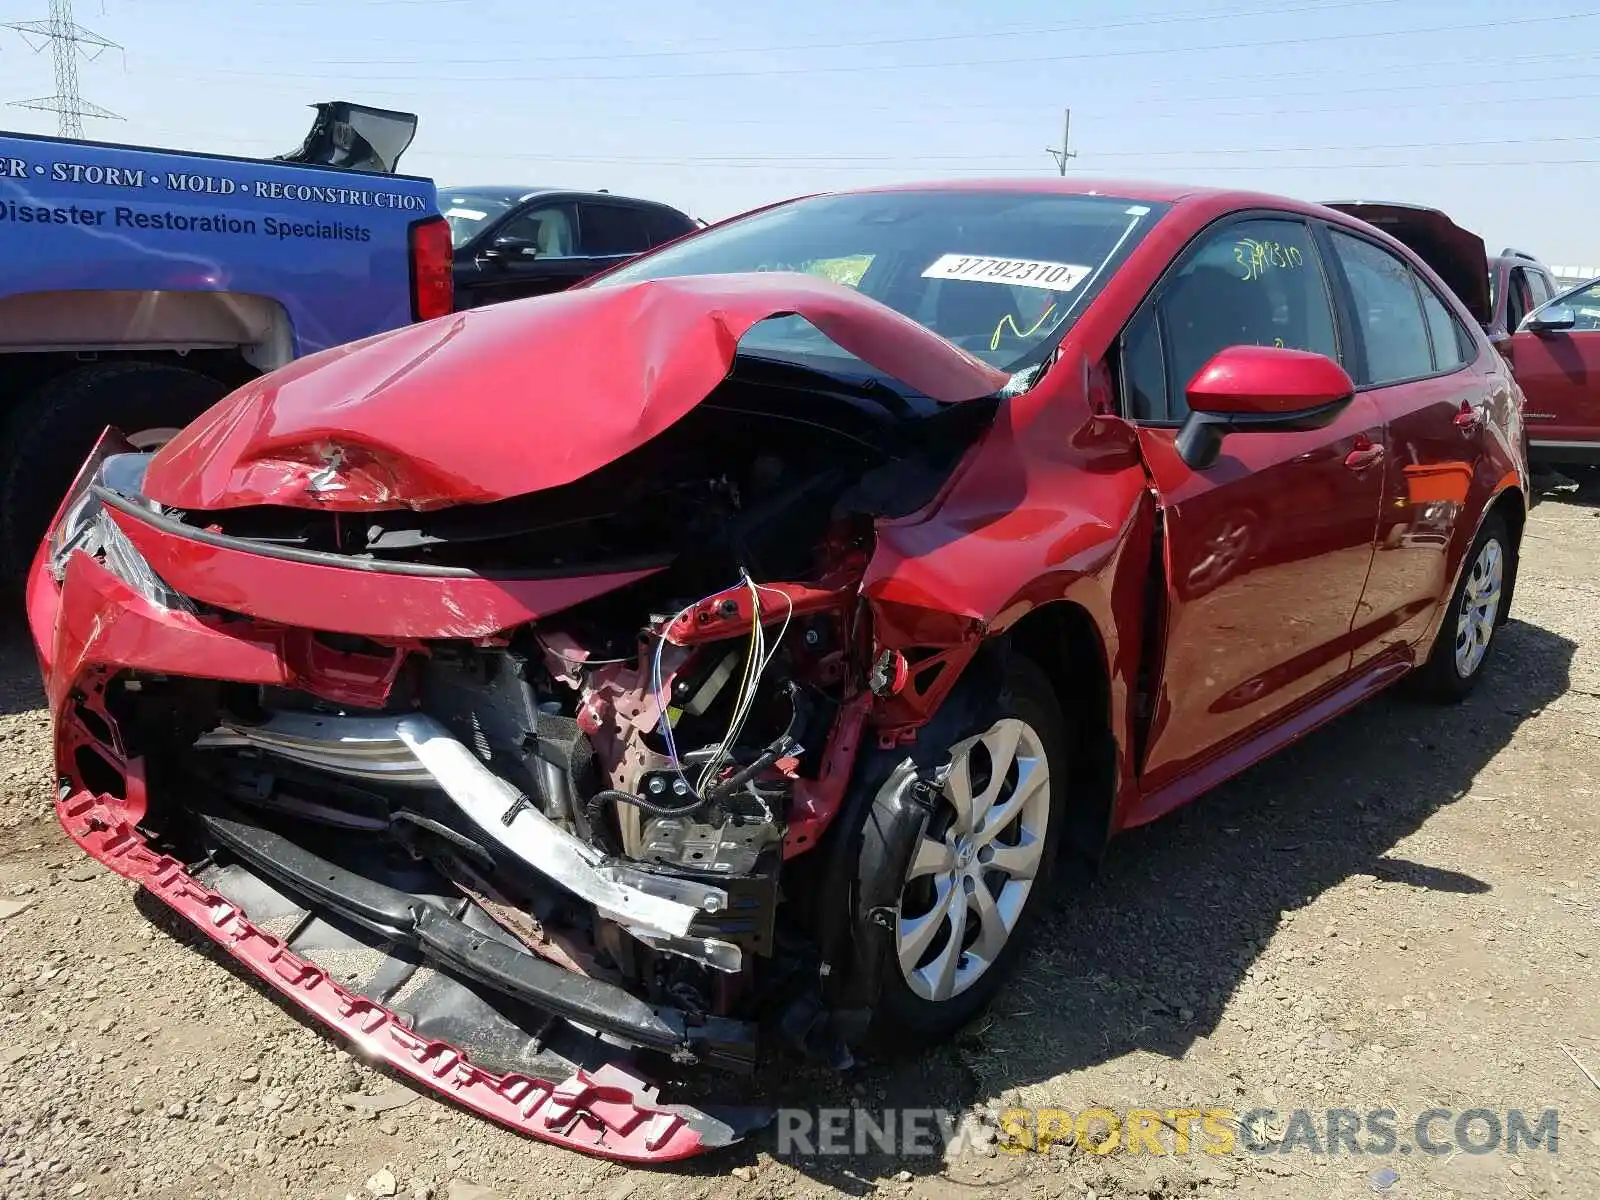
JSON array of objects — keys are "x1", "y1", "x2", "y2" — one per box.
[{"x1": 990, "y1": 301, "x2": 1057, "y2": 352}]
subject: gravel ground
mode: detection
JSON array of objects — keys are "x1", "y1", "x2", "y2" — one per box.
[{"x1": 1, "y1": 488, "x2": 1597, "y2": 1200}]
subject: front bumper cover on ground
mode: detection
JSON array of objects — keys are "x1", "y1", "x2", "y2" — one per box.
[{"x1": 57, "y1": 790, "x2": 766, "y2": 1162}]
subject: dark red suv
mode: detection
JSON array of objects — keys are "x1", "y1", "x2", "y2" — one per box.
[
  {"x1": 30, "y1": 180, "x2": 1528, "y2": 1161},
  {"x1": 1325, "y1": 204, "x2": 1593, "y2": 474}
]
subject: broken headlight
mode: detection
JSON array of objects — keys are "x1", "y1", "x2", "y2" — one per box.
[{"x1": 49, "y1": 449, "x2": 191, "y2": 612}]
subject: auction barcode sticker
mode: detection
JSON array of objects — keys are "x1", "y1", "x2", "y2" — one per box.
[{"x1": 921, "y1": 254, "x2": 1092, "y2": 291}]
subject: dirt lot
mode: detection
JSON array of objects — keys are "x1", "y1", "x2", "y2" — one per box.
[{"x1": 1, "y1": 490, "x2": 1597, "y2": 1200}]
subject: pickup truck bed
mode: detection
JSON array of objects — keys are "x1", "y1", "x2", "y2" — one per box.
[{"x1": 0, "y1": 103, "x2": 448, "y2": 573}]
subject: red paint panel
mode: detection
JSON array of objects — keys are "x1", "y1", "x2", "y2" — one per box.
[
  {"x1": 1503, "y1": 324, "x2": 1600, "y2": 449},
  {"x1": 35, "y1": 550, "x2": 293, "y2": 713},
  {"x1": 1184, "y1": 345, "x2": 1355, "y2": 415},
  {"x1": 107, "y1": 506, "x2": 662, "y2": 640}
]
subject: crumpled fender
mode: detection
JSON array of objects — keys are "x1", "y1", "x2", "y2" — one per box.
[{"x1": 143, "y1": 273, "x2": 1010, "y2": 512}]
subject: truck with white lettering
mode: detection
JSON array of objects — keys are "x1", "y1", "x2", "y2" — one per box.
[{"x1": 0, "y1": 102, "x2": 450, "y2": 573}]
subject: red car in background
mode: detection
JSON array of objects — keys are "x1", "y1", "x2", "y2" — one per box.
[
  {"x1": 1324, "y1": 204, "x2": 1595, "y2": 476},
  {"x1": 28, "y1": 180, "x2": 1528, "y2": 1161},
  {"x1": 1499, "y1": 275, "x2": 1600, "y2": 472}
]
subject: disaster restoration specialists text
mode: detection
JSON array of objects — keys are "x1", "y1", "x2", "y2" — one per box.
[{"x1": 0, "y1": 200, "x2": 373, "y2": 242}]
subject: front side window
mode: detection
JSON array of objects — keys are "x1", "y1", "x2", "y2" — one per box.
[
  {"x1": 591, "y1": 190, "x2": 1169, "y2": 376},
  {"x1": 1328, "y1": 230, "x2": 1432, "y2": 385},
  {"x1": 1548, "y1": 279, "x2": 1600, "y2": 331},
  {"x1": 1123, "y1": 217, "x2": 1337, "y2": 422},
  {"x1": 497, "y1": 204, "x2": 577, "y2": 257},
  {"x1": 441, "y1": 191, "x2": 517, "y2": 248}
]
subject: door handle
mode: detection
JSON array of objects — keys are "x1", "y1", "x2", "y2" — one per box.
[{"x1": 1344, "y1": 443, "x2": 1385, "y2": 471}]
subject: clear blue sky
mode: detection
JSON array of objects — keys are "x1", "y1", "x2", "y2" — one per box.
[{"x1": 4, "y1": 0, "x2": 1598, "y2": 264}]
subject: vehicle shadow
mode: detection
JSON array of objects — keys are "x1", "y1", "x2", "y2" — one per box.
[
  {"x1": 0, "y1": 590, "x2": 47, "y2": 718},
  {"x1": 710, "y1": 614, "x2": 1575, "y2": 1192},
  {"x1": 1533, "y1": 468, "x2": 1600, "y2": 511}
]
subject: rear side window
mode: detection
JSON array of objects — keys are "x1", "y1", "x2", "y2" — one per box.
[
  {"x1": 1122, "y1": 216, "x2": 1338, "y2": 422},
  {"x1": 1328, "y1": 230, "x2": 1432, "y2": 385},
  {"x1": 579, "y1": 203, "x2": 653, "y2": 256},
  {"x1": 644, "y1": 207, "x2": 695, "y2": 246},
  {"x1": 1417, "y1": 281, "x2": 1470, "y2": 372}
]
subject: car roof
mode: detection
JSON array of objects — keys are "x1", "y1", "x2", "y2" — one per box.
[
  {"x1": 818, "y1": 177, "x2": 1408, "y2": 226},
  {"x1": 439, "y1": 184, "x2": 685, "y2": 211},
  {"x1": 840, "y1": 176, "x2": 1241, "y2": 205}
]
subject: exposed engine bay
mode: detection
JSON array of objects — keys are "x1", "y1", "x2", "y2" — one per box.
[{"x1": 45, "y1": 344, "x2": 1006, "y2": 1109}]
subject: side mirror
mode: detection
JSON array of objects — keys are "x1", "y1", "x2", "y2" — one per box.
[
  {"x1": 1175, "y1": 345, "x2": 1356, "y2": 471},
  {"x1": 1523, "y1": 304, "x2": 1576, "y2": 334},
  {"x1": 482, "y1": 235, "x2": 539, "y2": 263}
]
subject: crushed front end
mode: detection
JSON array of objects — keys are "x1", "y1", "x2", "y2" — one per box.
[{"x1": 29, "y1": 321, "x2": 997, "y2": 1159}]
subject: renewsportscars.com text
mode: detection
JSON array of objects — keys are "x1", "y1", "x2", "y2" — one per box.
[{"x1": 774, "y1": 1106, "x2": 1560, "y2": 1158}]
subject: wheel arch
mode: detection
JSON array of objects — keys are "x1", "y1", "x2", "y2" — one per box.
[
  {"x1": 0, "y1": 288, "x2": 295, "y2": 373},
  {"x1": 1485, "y1": 484, "x2": 1526, "y2": 623},
  {"x1": 1414, "y1": 481, "x2": 1526, "y2": 663},
  {"x1": 1001, "y1": 600, "x2": 1118, "y2": 868}
]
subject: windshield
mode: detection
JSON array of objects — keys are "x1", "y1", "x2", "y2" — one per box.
[
  {"x1": 440, "y1": 191, "x2": 517, "y2": 248},
  {"x1": 591, "y1": 190, "x2": 1168, "y2": 375}
]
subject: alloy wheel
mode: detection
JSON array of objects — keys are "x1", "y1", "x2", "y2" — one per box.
[
  {"x1": 1454, "y1": 536, "x2": 1504, "y2": 678},
  {"x1": 895, "y1": 716, "x2": 1053, "y2": 1003}
]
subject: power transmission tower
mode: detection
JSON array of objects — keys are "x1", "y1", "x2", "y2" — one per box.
[
  {"x1": 4, "y1": 0, "x2": 121, "y2": 139},
  {"x1": 1045, "y1": 108, "x2": 1076, "y2": 176}
]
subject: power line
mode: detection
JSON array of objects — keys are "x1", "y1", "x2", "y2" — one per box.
[
  {"x1": 3, "y1": 0, "x2": 121, "y2": 138},
  {"x1": 164, "y1": 10, "x2": 1600, "y2": 84},
  {"x1": 157, "y1": 50, "x2": 1600, "y2": 119},
  {"x1": 146, "y1": 0, "x2": 1410, "y2": 67},
  {"x1": 408, "y1": 131, "x2": 1600, "y2": 167},
  {"x1": 412, "y1": 155, "x2": 1600, "y2": 175}
]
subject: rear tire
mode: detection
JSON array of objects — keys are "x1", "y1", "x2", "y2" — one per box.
[
  {"x1": 865, "y1": 656, "x2": 1068, "y2": 1048},
  {"x1": 1408, "y1": 511, "x2": 1511, "y2": 703},
  {"x1": 0, "y1": 361, "x2": 230, "y2": 576}
]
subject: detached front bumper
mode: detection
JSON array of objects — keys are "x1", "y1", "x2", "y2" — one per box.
[
  {"x1": 58, "y1": 792, "x2": 744, "y2": 1161},
  {"x1": 28, "y1": 433, "x2": 766, "y2": 1162}
]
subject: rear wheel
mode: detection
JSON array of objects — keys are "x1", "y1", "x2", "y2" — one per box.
[
  {"x1": 0, "y1": 361, "x2": 229, "y2": 576},
  {"x1": 1409, "y1": 512, "x2": 1511, "y2": 703},
  {"x1": 868, "y1": 656, "x2": 1067, "y2": 1045}
]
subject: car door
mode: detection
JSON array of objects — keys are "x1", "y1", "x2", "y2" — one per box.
[
  {"x1": 1120, "y1": 213, "x2": 1387, "y2": 788},
  {"x1": 576, "y1": 201, "x2": 657, "y2": 277},
  {"x1": 1502, "y1": 278, "x2": 1600, "y2": 457},
  {"x1": 453, "y1": 200, "x2": 585, "y2": 309},
  {"x1": 1322, "y1": 225, "x2": 1494, "y2": 666}
]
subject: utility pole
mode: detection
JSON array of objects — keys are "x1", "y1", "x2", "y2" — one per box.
[
  {"x1": 5, "y1": 0, "x2": 121, "y2": 139},
  {"x1": 1045, "y1": 108, "x2": 1076, "y2": 176}
]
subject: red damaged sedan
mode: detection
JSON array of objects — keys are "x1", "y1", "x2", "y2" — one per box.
[{"x1": 28, "y1": 180, "x2": 1528, "y2": 1161}]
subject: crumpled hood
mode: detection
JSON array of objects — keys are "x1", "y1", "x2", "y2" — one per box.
[{"x1": 144, "y1": 273, "x2": 1012, "y2": 512}]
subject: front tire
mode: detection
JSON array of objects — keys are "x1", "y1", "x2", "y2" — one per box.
[
  {"x1": 867, "y1": 656, "x2": 1068, "y2": 1046},
  {"x1": 1409, "y1": 512, "x2": 1511, "y2": 703}
]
